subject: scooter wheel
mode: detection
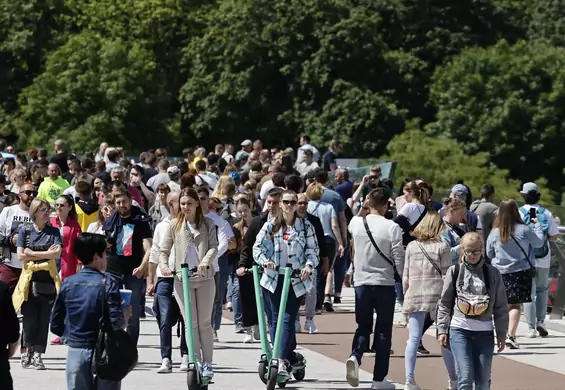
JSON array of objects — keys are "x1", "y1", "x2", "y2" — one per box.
[
  {"x1": 293, "y1": 369, "x2": 306, "y2": 381},
  {"x1": 187, "y1": 369, "x2": 202, "y2": 390},
  {"x1": 278, "y1": 382, "x2": 286, "y2": 388},
  {"x1": 266, "y1": 366, "x2": 278, "y2": 390},
  {"x1": 258, "y1": 360, "x2": 268, "y2": 384}
]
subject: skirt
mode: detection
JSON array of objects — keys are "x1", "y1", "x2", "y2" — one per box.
[{"x1": 501, "y1": 269, "x2": 534, "y2": 304}]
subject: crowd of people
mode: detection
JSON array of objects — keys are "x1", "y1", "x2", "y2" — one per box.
[{"x1": 0, "y1": 136, "x2": 559, "y2": 390}]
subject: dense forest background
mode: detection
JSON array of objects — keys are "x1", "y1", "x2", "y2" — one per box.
[{"x1": 1, "y1": 0, "x2": 564, "y2": 200}]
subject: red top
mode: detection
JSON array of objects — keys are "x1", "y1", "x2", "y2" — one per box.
[{"x1": 50, "y1": 216, "x2": 82, "y2": 281}]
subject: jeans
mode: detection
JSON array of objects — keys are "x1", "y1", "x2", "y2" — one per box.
[
  {"x1": 66, "y1": 347, "x2": 121, "y2": 390},
  {"x1": 265, "y1": 276, "x2": 301, "y2": 362},
  {"x1": 153, "y1": 278, "x2": 188, "y2": 359},
  {"x1": 524, "y1": 266, "x2": 550, "y2": 329},
  {"x1": 111, "y1": 273, "x2": 145, "y2": 346},
  {"x1": 405, "y1": 311, "x2": 427, "y2": 382},
  {"x1": 228, "y1": 261, "x2": 243, "y2": 326},
  {"x1": 395, "y1": 281, "x2": 404, "y2": 303},
  {"x1": 334, "y1": 247, "x2": 349, "y2": 296},
  {"x1": 296, "y1": 269, "x2": 317, "y2": 325},
  {"x1": 263, "y1": 287, "x2": 274, "y2": 336},
  {"x1": 450, "y1": 328, "x2": 494, "y2": 390},
  {"x1": 21, "y1": 295, "x2": 52, "y2": 354},
  {"x1": 350, "y1": 285, "x2": 396, "y2": 382},
  {"x1": 213, "y1": 254, "x2": 230, "y2": 331}
]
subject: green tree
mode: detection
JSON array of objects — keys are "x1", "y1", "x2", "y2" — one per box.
[
  {"x1": 428, "y1": 40, "x2": 565, "y2": 201},
  {"x1": 180, "y1": 0, "x2": 408, "y2": 156},
  {"x1": 528, "y1": 0, "x2": 565, "y2": 46},
  {"x1": 3, "y1": 31, "x2": 173, "y2": 153}
]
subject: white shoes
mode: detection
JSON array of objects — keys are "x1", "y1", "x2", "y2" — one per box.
[
  {"x1": 405, "y1": 381, "x2": 421, "y2": 390},
  {"x1": 371, "y1": 378, "x2": 396, "y2": 389},
  {"x1": 304, "y1": 319, "x2": 318, "y2": 334},
  {"x1": 345, "y1": 356, "x2": 360, "y2": 387},
  {"x1": 448, "y1": 379, "x2": 457, "y2": 390},
  {"x1": 179, "y1": 355, "x2": 189, "y2": 372},
  {"x1": 525, "y1": 328, "x2": 537, "y2": 338},
  {"x1": 157, "y1": 358, "x2": 172, "y2": 374}
]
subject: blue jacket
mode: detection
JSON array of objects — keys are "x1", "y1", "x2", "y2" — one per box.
[{"x1": 50, "y1": 267, "x2": 126, "y2": 349}]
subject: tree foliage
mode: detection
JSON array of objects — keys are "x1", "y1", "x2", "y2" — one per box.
[
  {"x1": 3, "y1": 32, "x2": 172, "y2": 152},
  {"x1": 528, "y1": 0, "x2": 565, "y2": 46}
]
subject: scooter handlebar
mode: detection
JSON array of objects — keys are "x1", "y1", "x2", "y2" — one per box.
[
  {"x1": 172, "y1": 264, "x2": 208, "y2": 276},
  {"x1": 245, "y1": 264, "x2": 302, "y2": 277}
]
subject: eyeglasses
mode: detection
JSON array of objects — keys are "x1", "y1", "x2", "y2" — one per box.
[
  {"x1": 55, "y1": 203, "x2": 67, "y2": 208},
  {"x1": 209, "y1": 206, "x2": 222, "y2": 212},
  {"x1": 38, "y1": 207, "x2": 51, "y2": 214},
  {"x1": 282, "y1": 200, "x2": 297, "y2": 206},
  {"x1": 20, "y1": 190, "x2": 38, "y2": 197},
  {"x1": 464, "y1": 249, "x2": 482, "y2": 256}
]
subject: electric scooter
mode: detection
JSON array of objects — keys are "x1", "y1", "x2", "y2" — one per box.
[
  {"x1": 174, "y1": 263, "x2": 213, "y2": 390},
  {"x1": 250, "y1": 264, "x2": 307, "y2": 390}
]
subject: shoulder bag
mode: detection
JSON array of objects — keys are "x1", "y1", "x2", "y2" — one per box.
[
  {"x1": 362, "y1": 216, "x2": 401, "y2": 282},
  {"x1": 510, "y1": 234, "x2": 537, "y2": 278},
  {"x1": 28, "y1": 227, "x2": 57, "y2": 302}
]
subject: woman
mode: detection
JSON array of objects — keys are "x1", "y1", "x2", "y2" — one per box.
[
  {"x1": 253, "y1": 189, "x2": 319, "y2": 380},
  {"x1": 130, "y1": 165, "x2": 155, "y2": 211},
  {"x1": 158, "y1": 188, "x2": 218, "y2": 379},
  {"x1": 12, "y1": 198, "x2": 62, "y2": 370},
  {"x1": 305, "y1": 183, "x2": 344, "y2": 316},
  {"x1": 243, "y1": 189, "x2": 262, "y2": 216},
  {"x1": 212, "y1": 175, "x2": 235, "y2": 199},
  {"x1": 149, "y1": 183, "x2": 171, "y2": 230},
  {"x1": 441, "y1": 198, "x2": 468, "y2": 264},
  {"x1": 50, "y1": 195, "x2": 82, "y2": 280},
  {"x1": 437, "y1": 232, "x2": 509, "y2": 390},
  {"x1": 403, "y1": 212, "x2": 453, "y2": 390},
  {"x1": 87, "y1": 194, "x2": 115, "y2": 235},
  {"x1": 487, "y1": 199, "x2": 544, "y2": 349}
]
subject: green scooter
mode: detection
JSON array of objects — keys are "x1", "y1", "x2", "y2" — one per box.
[
  {"x1": 250, "y1": 264, "x2": 307, "y2": 390},
  {"x1": 174, "y1": 263, "x2": 213, "y2": 390}
]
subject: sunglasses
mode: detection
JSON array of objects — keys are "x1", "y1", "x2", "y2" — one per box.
[
  {"x1": 20, "y1": 190, "x2": 38, "y2": 197},
  {"x1": 282, "y1": 200, "x2": 297, "y2": 206},
  {"x1": 464, "y1": 249, "x2": 482, "y2": 256},
  {"x1": 38, "y1": 207, "x2": 51, "y2": 214},
  {"x1": 209, "y1": 206, "x2": 222, "y2": 212}
]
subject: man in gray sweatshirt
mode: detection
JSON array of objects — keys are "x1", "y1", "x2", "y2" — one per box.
[{"x1": 345, "y1": 187, "x2": 404, "y2": 390}]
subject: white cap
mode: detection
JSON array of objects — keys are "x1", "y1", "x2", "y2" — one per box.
[{"x1": 241, "y1": 139, "x2": 252, "y2": 147}]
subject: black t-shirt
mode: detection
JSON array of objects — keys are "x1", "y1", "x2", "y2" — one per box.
[
  {"x1": 0, "y1": 281, "x2": 19, "y2": 360},
  {"x1": 106, "y1": 217, "x2": 152, "y2": 276},
  {"x1": 323, "y1": 150, "x2": 336, "y2": 172},
  {"x1": 50, "y1": 153, "x2": 69, "y2": 174}
]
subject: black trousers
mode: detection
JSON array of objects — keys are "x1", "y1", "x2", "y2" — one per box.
[{"x1": 21, "y1": 295, "x2": 53, "y2": 354}]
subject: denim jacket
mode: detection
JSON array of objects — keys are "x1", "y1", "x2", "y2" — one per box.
[{"x1": 50, "y1": 267, "x2": 126, "y2": 349}]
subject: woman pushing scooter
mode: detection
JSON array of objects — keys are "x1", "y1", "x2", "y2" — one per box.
[
  {"x1": 159, "y1": 188, "x2": 219, "y2": 381},
  {"x1": 253, "y1": 189, "x2": 320, "y2": 383}
]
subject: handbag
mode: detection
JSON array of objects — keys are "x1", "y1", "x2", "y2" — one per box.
[
  {"x1": 362, "y1": 216, "x2": 401, "y2": 282},
  {"x1": 93, "y1": 277, "x2": 138, "y2": 382}
]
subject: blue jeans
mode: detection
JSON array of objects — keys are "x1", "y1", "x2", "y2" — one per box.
[
  {"x1": 263, "y1": 287, "x2": 274, "y2": 336},
  {"x1": 213, "y1": 254, "x2": 230, "y2": 331},
  {"x1": 395, "y1": 281, "x2": 404, "y2": 303},
  {"x1": 228, "y1": 262, "x2": 243, "y2": 326},
  {"x1": 66, "y1": 347, "x2": 121, "y2": 390},
  {"x1": 265, "y1": 276, "x2": 301, "y2": 362},
  {"x1": 350, "y1": 285, "x2": 395, "y2": 382},
  {"x1": 450, "y1": 328, "x2": 494, "y2": 390},
  {"x1": 110, "y1": 273, "x2": 144, "y2": 346},
  {"x1": 153, "y1": 278, "x2": 188, "y2": 359},
  {"x1": 524, "y1": 267, "x2": 550, "y2": 329},
  {"x1": 334, "y1": 246, "x2": 349, "y2": 296}
]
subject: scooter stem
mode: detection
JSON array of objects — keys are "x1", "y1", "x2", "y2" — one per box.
[
  {"x1": 181, "y1": 264, "x2": 197, "y2": 365},
  {"x1": 271, "y1": 266, "x2": 292, "y2": 361},
  {"x1": 253, "y1": 265, "x2": 272, "y2": 359}
]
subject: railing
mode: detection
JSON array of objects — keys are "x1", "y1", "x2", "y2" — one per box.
[{"x1": 549, "y1": 228, "x2": 565, "y2": 319}]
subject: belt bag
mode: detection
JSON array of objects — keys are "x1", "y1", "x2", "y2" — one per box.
[
  {"x1": 31, "y1": 281, "x2": 57, "y2": 300},
  {"x1": 456, "y1": 292, "x2": 490, "y2": 316}
]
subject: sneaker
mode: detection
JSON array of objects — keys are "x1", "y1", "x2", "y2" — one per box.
[
  {"x1": 21, "y1": 349, "x2": 32, "y2": 368},
  {"x1": 201, "y1": 363, "x2": 214, "y2": 378},
  {"x1": 33, "y1": 354, "x2": 46, "y2": 370},
  {"x1": 525, "y1": 328, "x2": 537, "y2": 338},
  {"x1": 344, "y1": 273, "x2": 352, "y2": 287},
  {"x1": 448, "y1": 379, "x2": 457, "y2": 390},
  {"x1": 226, "y1": 302, "x2": 233, "y2": 312},
  {"x1": 371, "y1": 378, "x2": 396, "y2": 389},
  {"x1": 505, "y1": 335, "x2": 520, "y2": 349},
  {"x1": 295, "y1": 320, "x2": 302, "y2": 333},
  {"x1": 278, "y1": 359, "x2": 291, "y2": 381},
  {"x1": 537, "y1": 322, "x2": 549, "y2": 337},
  {"x1": 304, "y1": 319, "x2": 318, "y2": 334},
  {"x1": 323, "y1": 296, "x2": 334, "y2": 312},
  {"x1": 234, "y1": 324, "x2": 245, "y2": 334},
  {"x1": 243, "y1": 328, "x2": 253, "y2": 343},
  {"x1": 417, "y1": 343, "x2": 430, "y2": 355},
  {"x1": 179, "y1": 355, "x2": 189, "y2": 372},
  {"x1": 213, "y1": 330, "x2": 219, "y2": 342},
  {"x1": 405, "y1": 382, "x2": 422, "y2": 390},
  {"x1": 50, "y1": 337, "x2": 63, "y2": 345},
  {"x1": 253, "y1": 325, "x2": 260, "y2": 341},
  {"x1": 345, "y1": 356, "x2": 360, "y2": 387},
  {"x1": 157, "y1": 358, "x2": 172, "y2": 374},
  {"x1": 333, "y1": 296, "x2": 342, "y2": 304}
]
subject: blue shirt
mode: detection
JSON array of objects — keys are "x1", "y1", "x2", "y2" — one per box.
[
  {"x1": 321, "y1": 188, "x2": 345, "y2": 216},
  {"x1": 50, "y1": 267, "x2": 126, "y2": 348},
  {"x1": 335, "y1": 181, "x2": 353, "y2": 202}
]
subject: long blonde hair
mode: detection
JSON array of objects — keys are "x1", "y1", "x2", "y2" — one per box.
[
  {"x1": 412, "y1": 211, "x2": 444, "y2": 242},
  {"x1": 212, "y1": 176, "x2": 235, "y2": 198}
]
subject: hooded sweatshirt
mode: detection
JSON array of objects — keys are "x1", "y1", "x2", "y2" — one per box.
[{"x1": 75, "y1": 198, "x2": 100, "y2": 233}]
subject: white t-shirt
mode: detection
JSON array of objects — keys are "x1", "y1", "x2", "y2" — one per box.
[
  {"x1": 63, "y1": 186, "x2": 78, "y2": 199},
  {"x1": 520, "y1": 204, "x2": 559, "y2": 269},
  {"x1": 195, "y1": 172, "x2": 218, "y2": 191},
  {"x1": 185, "y1": 222, "x2": 201, "y2": 270},
  {"x1": 204, "y1": 212, "x2": 235, "y2": 271},
  {"x1": 87, "y1": 222, "x2": 104, "y2": 235},
  {"x1": 0, "y1": 205, "x2": 32, "y2": 268},
  {"x1": 149, "y1": 219, "x2": 175, "y2": 278},
  {"x1": 280, "y1": 227, "x2": 292, "y2": 268},
  {"x1": 399, "y1": 202, "x2": 426, "y2": 225}
]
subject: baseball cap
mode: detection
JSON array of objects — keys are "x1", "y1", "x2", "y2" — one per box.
[
  {"x1": 520, "y1": 182, "x2": 539, "y2": 194},
  {"x1": 241, "y1": 139, "x2": 252, "y2": 147},
  {"x1": 167, "y1": 166, "x2": 180, "y2": 175},
  {"x1": 451, "y1": 184, "x2": 468, "y2": 197}
]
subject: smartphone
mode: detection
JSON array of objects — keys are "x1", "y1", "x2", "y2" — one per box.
[{"x1": 529, "y1": 208, "x2": 537, "y2": 220}]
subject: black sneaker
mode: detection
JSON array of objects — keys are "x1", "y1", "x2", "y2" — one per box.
[
  {"x1": 505, "y1": 335, "x2": 519, "y2": 349},
  {"x1": 323, "y1": 296, "x2": 334, "y2": 312},
  {"x1": 417, "y1": 343, "x2": 430, "y2": 355},
  {"x1": 333, "y1": 296, "x2": 341, "y2": 304}
]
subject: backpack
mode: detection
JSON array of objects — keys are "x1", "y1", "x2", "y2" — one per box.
[{"x1": 519, "y1": 206, "x2": 550, "y2": 258}]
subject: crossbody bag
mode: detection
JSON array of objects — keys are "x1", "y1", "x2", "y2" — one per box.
[{"x1": 510, "y1": 234, "x2": 537, "y2": 278}]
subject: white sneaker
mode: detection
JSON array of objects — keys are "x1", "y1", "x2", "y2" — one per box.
[
  {"x1": 345, "y1": 356, "x2": 360, "y2": 387},
  {"x1": 304, "y1": 319, "x2": 318, "y2": 334},
  {"x1": 371, "y1": 378, "x2": 396, "y2": 389},
  {"x1": 226, "y1": 302, "x2": 233, "y2": 311},
  {"x1": 253, "y1": 325, "x2": 260, "y2": 341},
  {"x1": 525, "y1": 328, "x2": 537, "y2": 338},
  {"x1": 448, "y1": 379, "x2": 457, "y2": 390},
  {"x1": 243, "y1": 328, "x2": 253, "y2": 343},
  {"x1": 179, "y1": 355, "x2": 189, "y2": 372},
  {"x1": 405, "y1": 382, "x2": 422, "y2": 390},
  {"x1": 537, "y1": 322, "x2": 549, "y2": 337},
  {"x1": 505, "y1": 335, "x2": 520, "y2": 349},
  {"x1": 157, "y1": 358, "x2": 172, "y2": 374}
]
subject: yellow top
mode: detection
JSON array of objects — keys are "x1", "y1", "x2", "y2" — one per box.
[{"x1": 12, "y1": 259, "x2": 61, "y2": 312}]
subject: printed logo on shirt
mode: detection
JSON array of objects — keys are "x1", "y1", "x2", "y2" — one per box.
[
  {"x1": 117, "y1": 223, "x2": 134, "y2": 256},
  {"x1": 283, "y1": 230, "x2": 291, "y2": 241}
]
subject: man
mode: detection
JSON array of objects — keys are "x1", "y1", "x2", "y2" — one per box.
[
  {"x1": 520, "y1": 182, "x2": 559, "y2": 339},
  {"x1": 147, "y1": 159, "x2": 171, "y2": 191},
  {"x1": 236, "y1": 139, "x2": 252, "y2": 162},
  {"x1": 74, "y1": 181, "x2": 100, "y2": 233},
  {"x1": 110, "y1": 166, "x2": 144, "y2": 208},
  {"x1": 322, "y1": 139, "x2": 339, "y2": 172},
  {"x1": 470, "y1": 184, "x2": 499, "y2": 246},
  {"x1": 199, "y1": 191, "x2": 236, "y2": 338},
  {"x1": 295, "y1": 150, "x2": 319, "y2": 177},
  {"x1": 441, "y1": 184, "x2": 482, "y2": 234},
  {"x1": 334, "y1": 168, "x2": 353, "y2": 202},
  {"x1": 37, "y1": 164, "x2": 70, "y2": 207},
  {"x1": 49, "y1": 139, "x2": 69, "y2": 174},
  {"x1": 296, "y1": 135, "x2": 320, "y2": 165},
  {"x1": 166, "y1": 166, "x2": 181, "y2": 192},
  {"x1": 0, "y1": 184, "x2": 35, "y2": 293},
  {"x1": 103, "y1": 188, "x2": 152, "y2": 346},
  {"x1": 50, "y1": 233, "x2": 130, "y2": 389},
  {"x1": 352, "y1": 165, "x2": 383, "y2": 208},
  {"x1": 0, "y1": 279, "x2": 19, "y2": 390},
  {"x1": 194, "y1": 160, "x2": 218, "y2": 192},
  {"x1": 345, "y1": 188, "x2": 404, "y2": 389},
  {"x1": 105, "y1": 149, "x2": 120, "y2": 172},
  {"x1": 140, "y1": 152, "x2": 158, "y2": 183},
  {"x1": 147, "y1": 191, "x2": 189, "y2": 373}
]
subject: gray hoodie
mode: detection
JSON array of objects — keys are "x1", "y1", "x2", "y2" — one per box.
[{"x1": 436, "y1": 259, "x2": 509, "y2": 340}]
